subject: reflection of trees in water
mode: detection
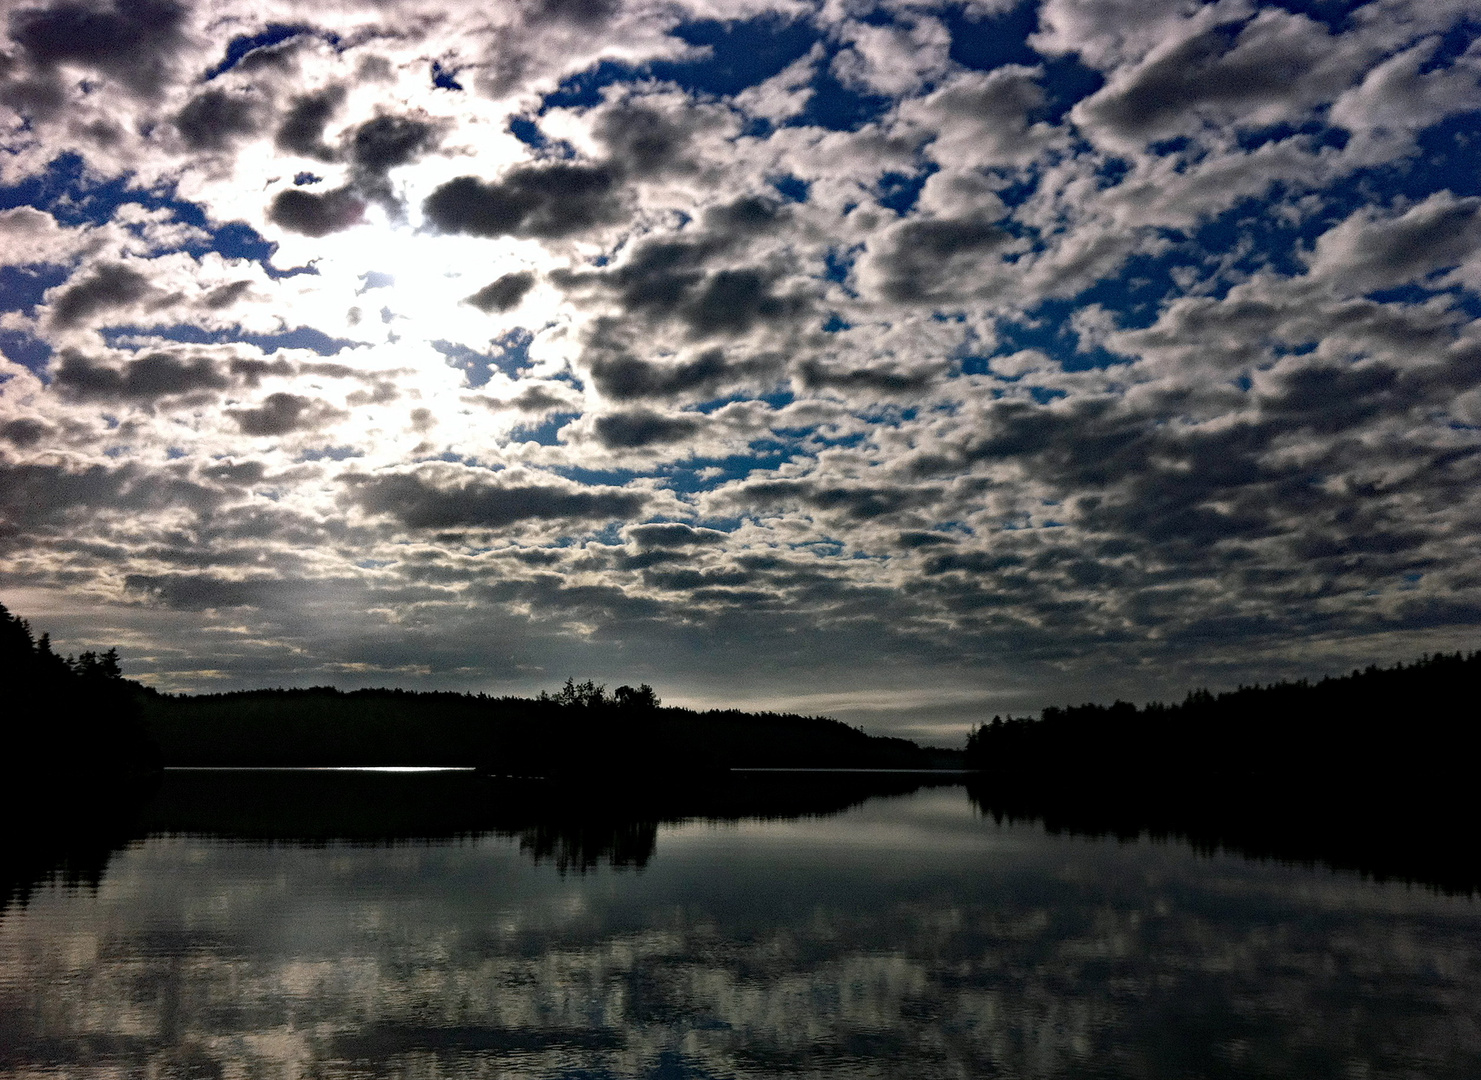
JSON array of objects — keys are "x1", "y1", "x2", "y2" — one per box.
[
  {"x1": 516, "y1": 819, "x2": 659, "y2": 872},
  {"x1": 1, "y1": 770, "x2": 948, "y2": 904},
  {"x1": 12, "y1": 765, "x2": 1479, "y2": 903},
  {"x1": 0, "y1": 776, "x2": 158, "y2": 914},
  {"x1": 961, "y1": 651, "x2": 1481, "y2": 895},
  {"x1": 504, "y1": 772, "x2": 951, "y2": 874},
  {"x1": 12, "y1": 811, "x2": 1480, "y2": 1080},
  {"x1": 3, "y1": 834, "x2": 117, "y2": 914},
  {"x1": 966, "y1": 778, "x2": 1481, "y2": 896}
]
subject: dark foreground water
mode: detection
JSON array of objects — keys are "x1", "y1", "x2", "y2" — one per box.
[{"x1": 2, "y1": 773, "x2": 1480, "y2": 1079}]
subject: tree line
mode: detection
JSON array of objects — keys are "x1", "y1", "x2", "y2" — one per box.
[
  {"x1": 139, "y1": 681, "x2": 945, "y2": 774},
  {"x1": 0, "y1": 601, "x2": 159, "y2": 778},
  {"x1": 964, "y1": 651, "x2": 1479, "y2": 788},
  {"x1": 1, "y1": 599, "x2": 954, "y2": 775},
  {"x1": 963, "y1": 651, "x2": 1481, "y2": 892}
]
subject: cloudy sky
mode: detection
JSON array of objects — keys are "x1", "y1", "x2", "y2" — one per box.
[{"x1": 1, "y1": 0, "x2": 1478, "y2": 740}]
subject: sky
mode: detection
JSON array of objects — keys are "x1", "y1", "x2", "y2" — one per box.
[{"x1": 0, "y1": 0, "x2": 1478, "y2": 742}]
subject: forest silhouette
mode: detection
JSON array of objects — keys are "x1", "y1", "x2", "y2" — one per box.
[
  {"x1": 963, "y1": 651, "x2": 1479, "y2": 783},
  {"x1": 964, "y1": 651, "x2": 1481, "y2": 892},
  {"x1": 1, "y1": 599, "x2": 951, "y2": 907},
  {"x1": 139, "y1": 679, "x2": 947, "y2": 772},
  {"x1": 3, "y1": 597, "x2": 1478, "y2": 897},
  {"x1": 0, "y1": 601, "x2": 159, "y2": 778}
]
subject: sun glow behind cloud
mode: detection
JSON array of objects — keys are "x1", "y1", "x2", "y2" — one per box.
[{"x1": 1, "y1": 0, "x2": 1479, "y2": 737}]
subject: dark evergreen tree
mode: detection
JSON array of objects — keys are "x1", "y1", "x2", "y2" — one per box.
[{"x1": 0, "y1": 601, "x2": 159, "y2": 780}]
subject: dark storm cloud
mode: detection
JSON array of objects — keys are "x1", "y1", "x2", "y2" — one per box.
[
  {"x1": 229, "y1": 393, "x2": 345, "y2": 436},
  {"x1": 682, "y1": 269, "x2": 806, "y2": 337},
  {"x1": 54, "y1": 351, "x2": 228, "y2": 401},
  {"x1": 731, "y1": 479, "x2": 938, "y2": 520},
  {"x1": 603, "y1": 545, "x2": 686, "y2": 570},
  {"x1": 872, "y1": 217, "x2": 1011, "y2": 303},
  {"x1": 503, "y1": 384, "x2": 575, "y2": 413},
  {"x1": 342, "y1": 469, "x2": 647, "y2": 530},
  {"x1": 465, "y1": 271, "x2": 535, "y2": 313},
  {"x1": 626, "y1": 522, "x2": 727, "y2": 548},
  {"x1": 592, "y1": 409, "x2": 701, "y2": 449},
  {"x1": 592, "y1": 100, "x2": 698, "y2": 177},
  {"x1": 797, "y1": 358, "x2": 938, "y2": 394},
  {"x1": 941, "y1": 399, "x2": 1104, "y2": 468},
  {"x1": 1256, "y1": 361, "x2": 1400, "y2": 435},
  {"x1": 201, "y1": 459, "x2": 266, "y2": 486},
  {"x1": 894, "y1": 219, "x2": 1009, "y2": 261},
  {"x1": 910, "y1": 348, "x2": 1481, "y2": 580},
  {"x1": 1085, "y1": 25, "x2": 1269, "y2": 136},
  {"x1": 201, "y1": 281, "x2": 252, "y2": 309},
  {"x1": 0, "y1": 460, "x2": 219, "y2": 539},
  {"x1": 1075, "y1": 15, "x2": 1346, "y2": 144},
  {"x1": 898, "y1": 530, "x2": 958, "y2": 549},
  {"x1": 701, "y1": 195, "x2": 790, "y2": 238},
  {"x1": 469, "y1": 574, "x2": 666, "y2": 627},
  {"x1": 124, "y1": 572, "x2": 303, "y2": 610},
  {"x1": 346, "y1": 113, "x2": 441, "y2": 212},
  {"x1": 47, "y1": 262, "x2": 152, "y2": 328},
  {"x1": 566, "y1": 237, "x2": 702, "y2": 306},
  {"x1": 589, "y1": 349, "x2": 738, "y2": 401},
  {"x1": 275, "y1": 86, "x2": 345, "y2": 161},
  {"x1": 422, "y1": 164, "x2": 623, "y2": 239},
  {"x1": 7, "y1": 0, "x2": 186, "y2": 97},
  {"x1": 598, "y1": 197, "x2": 787, "y2": 283},
  {"x1": 530, "y1": 0, "x2": 619, "y2": 26},
  {"x1": 0, "y1": 67, "x2": 66, "y2": 118},
  {"x1": 268, "y1": 186, "x2": 365, "y2": 237},
  {"x1": 0, "y1": 417, "x2": 50, "y2": 446},
  {"x1": 580, "y1": 255, "x2": 807, "y2": 340},
  {"x1": 175, "y1": 89, "x2": 261, "y2": 151},
  {"x1": 228, "y1": 357, "x2": 294, "y2": 386},
  {"x1": 349, "y1": 114, "x2": 438, "y2": 175},
  {"x1": 552, "y1": 195, "x2": 806, "y2": 341},
  {"x1": 642, "y1": 565, "x2": 757, "y2": 591}
]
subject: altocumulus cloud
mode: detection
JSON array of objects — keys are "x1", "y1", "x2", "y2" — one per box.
[
  {"x1": 0, "y1": 0, "x2": 1479, "y2": 737},
  {"x1": 343, "y1": 468, "x2": 648, "y2": 530}
]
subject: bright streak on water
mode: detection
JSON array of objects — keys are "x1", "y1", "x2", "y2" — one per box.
[{"x1": 164, "y1": 765, "x2": 478, "y2": 772}]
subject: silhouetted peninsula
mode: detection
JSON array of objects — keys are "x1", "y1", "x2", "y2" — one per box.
[
  {"x1": 964, "y1": 651, "x2": 1478, "y2": 782},
  {"x1": 1, "y1": 600, "x2": 953, "y2": 775},
  {"x1": 138, "y1": 678, "x2": 950, "y2": 773},
  {"x1": 965, "y1": 652, "x2": 1481, "y2": 892}
]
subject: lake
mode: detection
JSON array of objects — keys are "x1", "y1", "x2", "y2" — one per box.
[{"x1": 2, "y1": 771, "x2": 1479, "y2": 1078}]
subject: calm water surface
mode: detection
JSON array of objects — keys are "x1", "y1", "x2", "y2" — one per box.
[{"x1": 2, "y1": 779, "x2": 1479, "y2": 1079}]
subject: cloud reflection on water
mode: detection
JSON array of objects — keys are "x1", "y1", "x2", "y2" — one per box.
[{"x1": 1, "y1": 787, "x2": 1479, "y2": 1079}]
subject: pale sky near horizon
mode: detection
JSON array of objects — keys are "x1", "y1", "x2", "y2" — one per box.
[{"x1": 1, "y1": 0, "x2": 1478, "y2": 742}]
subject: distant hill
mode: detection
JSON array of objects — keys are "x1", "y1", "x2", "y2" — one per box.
[
  {"x1": 138, "y1": 683, "x2": 954, "y2": 773},
  {"x1": 963, "y1": 650, "x2": 1479, "y2": 786},
  {"x1": 0, "y1": 598, "x2": 955, "y2": 776},
  {"x1": 964, "y1": 651, "x2": 1481, "y2": 892}
]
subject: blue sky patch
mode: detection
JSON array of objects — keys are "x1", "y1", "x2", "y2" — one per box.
[
  {"x1": 204, "y1": 24, "x2": 312, "y2": 80},
  {"x1": 658, "y1": 16, "x2": 817, "y2": 97},
  {"x1": 102, "y1": 324, "x2": 363, "y2": 356}
]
